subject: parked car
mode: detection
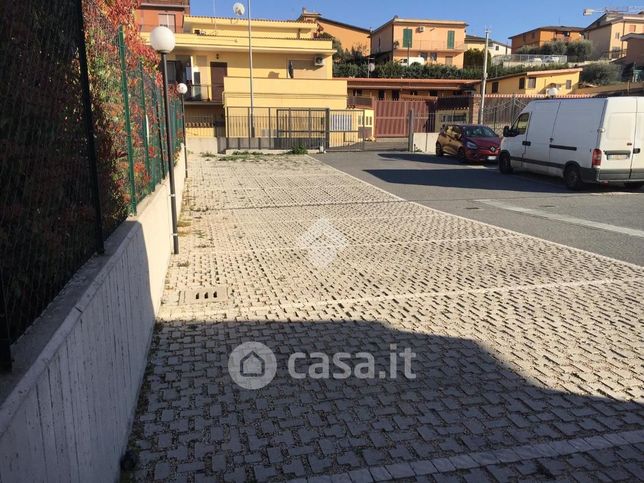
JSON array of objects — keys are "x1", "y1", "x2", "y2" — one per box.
[
  {"x1": 499, "y1": 97, "x2": 644, "y2": 190},
  {"x1": 436, "y1": 124, "x2": 501, "y2": 162}
]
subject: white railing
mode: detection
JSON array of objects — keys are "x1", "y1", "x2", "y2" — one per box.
[{"x1": 492, "y1": 54, "x2": 568, "y2": 66}]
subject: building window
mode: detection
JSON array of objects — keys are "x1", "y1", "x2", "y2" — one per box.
[
  {"x1": 528, "y1": 78, "x2": 537, "y2": 89},
  {"x1": 519, "y1": 77, "x2": 526, "y2": 89},
  {"x1": 159, "y1": 13, "x2": 176, "y2": 32},
  {"x1": 566, "y1": 79, "x2": 572, "y2": 89},
  {"x1": 378, "y1": 90, "x2": 385, "y2": 100},
  {"x1": 445, "y1": 56, "x2": 453, "y2": 66},
  {"x1": 630, "y1": 24, "x2": 637, "y2": 32},
  {"x1": 429, "y1": 52, "x2": 438, "y2": 62},
  {"x1": 615, "y1": 32, "x2": 621, "y2": 39},
  {"x1": 495, "y1": 45, "x2": 499, "y2": 51},
  {"x1": 392, "y1": 90, "x2": 400, "y2": 101},
  {"x1": 491, "y1": 81, "x2": 499, "y2": 93}
]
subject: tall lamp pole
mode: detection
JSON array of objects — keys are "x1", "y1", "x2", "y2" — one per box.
[
  {"x1": 177, "y1": 82, "x2": 189, "y2": 178},
  {"x1": 479, "y1": 28, "x2": 490, "y2": 125},
  {"x1": 234, "y1": 2, "x2": 255, "y2": 137},
  {"x1": 150, "y1": 26, "x2": 180, "y2": 255}
]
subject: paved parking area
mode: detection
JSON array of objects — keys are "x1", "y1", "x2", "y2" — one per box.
[{"x1": 127, "y1": 154, "x2": 644, "y2": 482}]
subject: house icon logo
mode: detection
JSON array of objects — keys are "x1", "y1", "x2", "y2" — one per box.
[
  {"x1": 297, "y1": 218, "x2": 347, "y2": 268},
  {"x1": 228, "y1": 342, "x2": 277, "y2": 390},
  {"x1": 240, "y1": 351, "x2": 265, "y2": 377}
]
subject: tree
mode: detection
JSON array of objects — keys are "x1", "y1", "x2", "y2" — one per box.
[
  {"x1": 541, "y1": 40, "x2": 567, "y2": 56},
  {"x1": 566, "y1": 40, "x2": 592, "y2": 62},
  {"x1": 464, "y1": 49, "x2": 492, "y2": 69},
  {"x1": 581, "y1": 63, "x2": 622, "y2": 85}
]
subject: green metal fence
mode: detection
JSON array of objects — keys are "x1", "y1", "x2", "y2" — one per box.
[{"x1": 116, "y1": 26, "x2": 183, "y2": 213}]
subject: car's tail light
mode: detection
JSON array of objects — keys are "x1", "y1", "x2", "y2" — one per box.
[{"x1": 592, "y1": 149, "x2": 602, "y2": 167}]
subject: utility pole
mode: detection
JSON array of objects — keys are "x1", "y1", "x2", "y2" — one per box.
[{"x1": 479, "y1": 28, "x2": 490, "y2": 125}]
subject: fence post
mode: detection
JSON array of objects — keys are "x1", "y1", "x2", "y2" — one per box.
[
  {"x1": 407, "y1": 110, "x2": 414, "y2": 152},
  {"x1": 268, "y1": 107, "x2": 272, "y2": 149},
  {"x1": 155, "y1": 86, "x2": 167, "y2": 178},
  {"x1": 117, "y1": 26, "x2": 137, "y2": 213},
  {"x1": 0, "y1": 269, "x2": 10, "y2": 371},
  {"x1": 75, "y1": 0, "x2": 105, "y2": 258},
  {"x1": 138, "y1": 61, "x2": 152, "y2": 192},
  {"x1": 325, "y1": 108, "x2": 331, "y2": 151}
]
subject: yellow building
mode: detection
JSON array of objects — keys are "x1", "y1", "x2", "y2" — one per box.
[
  {"x1": 298, "y1": 9, "x2": 370, "y2": 55},
  {"x1": 370, "y1": 17, "x2": 467, "y2": 68},
  {"x1": 464, "y1": 35, "x2": 511, "y2": 58},
  {"x1": 509, "y1": 26, "x2": 585, "y2": 52},
  {"x1": 482, "y1": 68, "x2": 582, "y2": 95},
  {"x1": 141, "y1": 15, "x2": 348, "y2": 125},
  {"x1": 584, "y1": 12, "x2": 644, "y2": 59}
]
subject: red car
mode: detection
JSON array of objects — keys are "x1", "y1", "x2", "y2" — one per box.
[{"x1": 436, "y1": 124, "x2": 501, "y2": 162}]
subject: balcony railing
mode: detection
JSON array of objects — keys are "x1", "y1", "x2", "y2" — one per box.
[
  {"x1": 393, "y1": 40, "x2": 466, "y2": 51},
  {"x1": 492, "y1": 54, "x2": 568, "y2": 66},
  {"x1": 348, "y1": 96, "x2": 373, "y2": 108},
  {"x1": 182, "y1": 84, "x2": 223, "y2": 104}
]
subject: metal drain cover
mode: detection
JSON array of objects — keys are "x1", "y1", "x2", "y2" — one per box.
[{"x1": 180, "y1": 286, "x2": 228, "y2": 304}]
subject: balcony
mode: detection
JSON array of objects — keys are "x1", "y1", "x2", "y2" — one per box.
[
  {"x1": 183, "y1": 84, "x2": 223, "y2": 104},
  {"x1": 394, "y1": 39, "x2": 465, "y2": 52}
]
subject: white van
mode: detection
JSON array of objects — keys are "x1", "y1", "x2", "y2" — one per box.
[{"x1": 499, "y1": 97, "x2": 644, "y2": 190}]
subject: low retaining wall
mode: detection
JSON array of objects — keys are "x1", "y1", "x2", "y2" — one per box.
[
  {"x1": 187, "y1": 136, "x2": 218, "y2": 155},
  {"x1": 0, "y1": 153, "x2": 186, "y2": 483},
  {"x1": 413, "y1": 132, "x2": 439, "y2": 154}
]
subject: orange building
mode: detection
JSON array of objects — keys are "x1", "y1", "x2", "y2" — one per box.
[
  {"x1": 135, "y1": 0, "x2": 190, "y2": 33},
  {"x1": 370, "y1": 17, "x2": 467, "y2": 68},
  {"x1": 298, "y1": 9, "x2": 371, "y2": 54},
  {"x1": 343, "y1": 77, "x2": 479, "y2": 102},
  {"x1": 510, "y1": 26, "x2": 585, "y2": 52}
]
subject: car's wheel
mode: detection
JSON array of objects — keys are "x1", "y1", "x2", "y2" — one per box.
[
  {"x1": 499, "y1": 153, "x2": 513, "y2": 174},
  {"x1": 457, "y1": 148, "x2": 467, "y2": 163},
  {"x1": 436, "y1": 143, "x2": 444, "y2": 157},
  {"x1": 564, "y1": 164, "x2": 584, "y2": 190},
  {"x1": 624, "y1": 181, "x2": 644, "y2": 191}
]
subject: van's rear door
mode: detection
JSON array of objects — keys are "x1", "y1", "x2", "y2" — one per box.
[
  {"x1": 522, "y1": 101, "x2": 559, "y2": 174},
  {"x1": 599, "y1": 98, "x2": 637, "y2": 182},
  {"x1": 631, "y1": 98, "x2": 644, "y2": 180}
]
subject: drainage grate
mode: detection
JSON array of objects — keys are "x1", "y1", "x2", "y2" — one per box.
[{"x1": 180, "y1": 286, "x2": 228, "y2": 304}]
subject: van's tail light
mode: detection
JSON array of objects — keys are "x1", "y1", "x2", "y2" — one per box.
[{"x1": 592, "y1": 149, "x2": 602, "y2": 167}]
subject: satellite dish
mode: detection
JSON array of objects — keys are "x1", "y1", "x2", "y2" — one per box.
[
  {"x1": 546, "y1": 87, "x2": 559, "y2": 98},
  {"x1": 233, "y1": 2, "x2": 245, "y2": 16}
]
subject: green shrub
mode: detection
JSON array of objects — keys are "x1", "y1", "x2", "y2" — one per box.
[{"x1": 581, "y1": 63, "x2": 622, "y2": 85}]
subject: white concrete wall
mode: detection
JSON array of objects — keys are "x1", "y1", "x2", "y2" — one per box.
[
  {"x1": 413, "y1": 132, "x2": 440, "y2": 154},
  {"x1": 187, "y1": 136, "x2": 218, "y2": 155},
  {"x1": 0, "y1": 153, "x2": 186, "y2": 483}
]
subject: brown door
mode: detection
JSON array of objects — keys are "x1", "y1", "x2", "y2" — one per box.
[{"x1": 210, "y1": 62, "x2": 227, "y2": 103}]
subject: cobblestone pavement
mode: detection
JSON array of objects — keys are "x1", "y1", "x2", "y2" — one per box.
[{"x1": 127, "y1": 154, "x2": 644, "y2": 482}]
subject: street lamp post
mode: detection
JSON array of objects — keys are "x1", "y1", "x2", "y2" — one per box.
[
  {"x1": 479, "y1": 28, "x2": 491, "y2": 125},
  {"x1": 150, "y1": 26, "x2": 180, "y2": 255},
  {"x1": 234, "y1": 2, "x2": 255, "y2": 138},
  {"x1": 177, "y1": 82, "x2": 189, "y2": 178}
]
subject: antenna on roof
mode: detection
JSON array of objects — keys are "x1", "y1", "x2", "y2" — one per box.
[{"x1": 583, "y1": 5, "x2": 644, "y2": 15}]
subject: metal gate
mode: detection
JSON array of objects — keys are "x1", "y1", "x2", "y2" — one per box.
[
  {"x1": 327, "y1": 109, "x2": 366, "y2": 152},
  {"x1": 373, "y1": 100, "x2": 432, "y2": 138},
  {"x1": 220, "y1": 107, "x2": 367, "y2": 152}
]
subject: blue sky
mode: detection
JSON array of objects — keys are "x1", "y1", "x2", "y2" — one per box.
[{"x1": 190, "y1": 0, "x2": 599, "y2": 43}]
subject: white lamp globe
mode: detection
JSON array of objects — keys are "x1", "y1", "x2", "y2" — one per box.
[
  {"x1": 233, "y1": 2, "x2": 245, "y2": 16},
  {"x1": 150, "y1": 26, "x2": 176, "y2": 54},
  {"x1": 546, "y1": 87, "x2": 559, "y2": 98},
  {"x1": 177, "y1": 83, "x2": 188, "y2": 95}
]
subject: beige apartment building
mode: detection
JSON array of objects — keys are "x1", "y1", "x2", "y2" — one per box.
[
  {"x1": 370, "y1": 17, "x2": 467, "y2": 68},
  {"x1": 584, "y1": 11, "x2": 644, "y2": 58},
  {"x1": 298, "y1": 9, "x2": 371, "y2": 54}
]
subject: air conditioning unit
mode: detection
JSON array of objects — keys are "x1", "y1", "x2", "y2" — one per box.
[
  {"x1": 418, "y1": 26, "x2": 425, "y2": 32},
  {"x1": 314, "y1": 56, "x2": 325, "y2": 66}
]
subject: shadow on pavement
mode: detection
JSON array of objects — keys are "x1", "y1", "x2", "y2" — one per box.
[{"x1": 127, "y1": 319, "x2": 644, "y2": 481}]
